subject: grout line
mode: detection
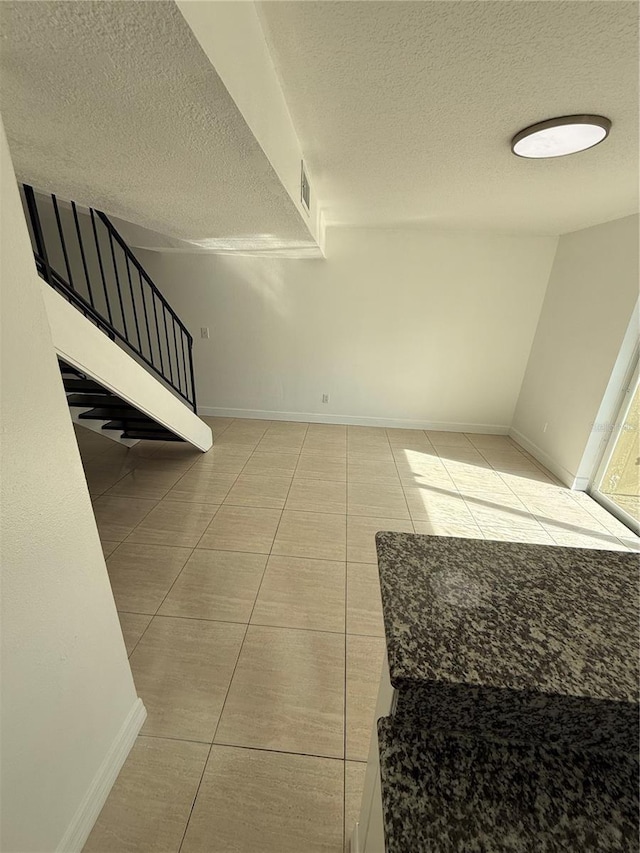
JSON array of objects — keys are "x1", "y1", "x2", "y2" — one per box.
[{"x1": 175, "y1": 424, "x2": 315, "y2": 849}]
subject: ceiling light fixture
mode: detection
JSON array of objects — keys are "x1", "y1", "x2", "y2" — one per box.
[{"x1": 511, "y1": 115, "x2": 611, "y2": 159}]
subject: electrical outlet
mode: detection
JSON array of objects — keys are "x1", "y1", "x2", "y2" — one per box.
[
  {"x1": 322, "y1": 394, "x2": 329, "y2": 404},
  {"x1": 200, "y1": 327, "x2": 210, "y2": 339}
]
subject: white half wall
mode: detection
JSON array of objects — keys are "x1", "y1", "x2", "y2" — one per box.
[
  {"x1": 138, "y1": 226, "x2": 558, "y2": 431},
  {"x1": 0, "y1": 120, "x2": 144, "y2": 851},
  {"x1": 511, "y1": 214, "x2": 639, "y2": 487},
  {"x1": 42, "y1": 284, "x2": 212, "y2": 452}
]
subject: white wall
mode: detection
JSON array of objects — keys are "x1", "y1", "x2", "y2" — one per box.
[
  {"x1": 139, "y1": 226, "x2": 558, "y2": 431},
  {"x1": 512, "y1": 214, "x2": 639, "y2": 487},
  {"x1": 0, "y1": 120, "x2": 144, "y2": 851}
]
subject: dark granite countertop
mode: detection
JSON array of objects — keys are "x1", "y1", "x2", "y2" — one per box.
[
  {"x1": 377, "y1": 717, "x2": 639, "y2": 853},
  {"x1": 375, "y1": 533, "x2": 638, "y2": 702},
  {"x1": 372, "y1": 533, "x2": 640, "y2": 851},
  {"x1": 375, "y1": 533, "x2": 639, "y2": 751}
]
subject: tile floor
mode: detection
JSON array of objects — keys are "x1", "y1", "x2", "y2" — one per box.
[{"x1": 79, "y1": 418, "x2": 639, "y2": 853}]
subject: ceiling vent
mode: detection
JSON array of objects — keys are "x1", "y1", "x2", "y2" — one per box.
[{"x1": 300, "y1": 161, "x2": 311, "y2": 214}]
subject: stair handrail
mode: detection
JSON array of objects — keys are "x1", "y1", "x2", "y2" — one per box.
[{"x1": 21, "y1": 184, "x2": 197, "y2": 411}]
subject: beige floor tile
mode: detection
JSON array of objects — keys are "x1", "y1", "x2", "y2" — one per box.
[
  {"x1": 465, "y1": 433, "x2": 518, "y2": 450},
  {"x1": 256, "y1": 433, "x2": 306, "y2": 453},
  {"x1": 296, "y1": 454, "x2": 348, "y2": 481},
  {"x1": 213, "y1": 433, "x2": 262, "y2": 450},
  {"x1": 159, "y1": 549, "x2": 267, "y2": 622},
  {"x1": 499, "y1": 471, "x2": 560, "y2": 493},
  {"x1": 347, "y1": 482, "x2": 409, "y2": 519},
  {"x1": 346, "y1": 635, "x2": 386, "y2": 761},
  {"x1": 436, "y1": 447, "x2": 491, "y2": 466},
  {"x1": 201, "y1": 415, "x2": 234, "y2": 433},
  {"x1": 131, "y1": 616, "x2": 245, "y2": 742},
  {"x1": 307, "y1": 423, "x2": 347, "y2": 437},
  {"x1": 347, "y1": 459, "x2": 400, "y2": 485},
  {"x1": 272, "y1": 510, "x2": 346, "y2": 560},
  {"x1": 92, "y1": 495, "x2": 158, "y2": 542},
  {"x1": 541, "y1": 525, "x2": 628, "y2": 550},
  {"x1": 241, "y1": 450, "x2": 299, "y2": 477},
  {"x1": 199, "y1": 505, "x2": 282, "y2": 553},
  {"x1": 104, "y1": 467, "x2": 184, "y2": 500},
  {"x1": 346, "y1": 563, "x2": 384, "y2": 637},
  {"x1": 347, "y1": 446, "x2": 395, "y2": 462},
  {"x1": 402, "y1": 485, "x2": 471, "y2": 522},
  {"x1": 106, "y1": 542, "x2": 192, "y2": 614},
  {"x1": 252, "y1": 555, "x2": 346, "y2": 633},
  {"x1": 286, "y1": 478, "x2": 347, "y2": 514},
  {"x1": 100, "y1": 539, "x2": 120, "y2": 558},
  {"x1": 224, "y1": 473, "x2": 292, "y2": 509},
  {"x1": 346, "y1": 516, "x2": 413, "y2": 563},
  {"x1": 181, "y1": 746, "x2": 343, "y2": 853},
  {"x1": 445, "y1": 465, "x2": 514, "y2": 494},
  {"x1": 413, "y1": 520, "x2": 484, "y2": 538},
  {"x1": 165, "y1": 467, "x2": 238, "y2": 504},
  {"x1": 386, "y1": 428, "x2": 431, "y2": 445},
  {"x1": 83, "y1": 736, "x2": 209, "y2": 853},
  {"x1": 118, "y1": 612, "x2": 152, "y2": 656},
  {"x1": 127, "y1": 500, "x2": 219, "y2": 547},
  {"x1": 215, "y1": 625, "x2": 345, "y2": 757},
  {"x1": 302, "y1": 437, "x2": 348, "y2": 458},
  {"x1": 466, "y1": 503, "x2": 540, "y2": 529},
  {"x1": 425, "y1": 430, "x2": 474, "y2": 447},
  {"x1": 190, "y1": 447, "x2": 252, "y2": 473},
  {"x1": 481, "y1": 526, "x2": 555, "y2": 545},
  {"x1": 344, "y1": 761, "x2": 367, "y2": 852}
]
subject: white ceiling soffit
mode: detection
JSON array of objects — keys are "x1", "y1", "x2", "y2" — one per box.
[
  {"x1": 258, "y1": 1, "x2": 639, "y2": 235},
  {"x1": 0, "y1": 0, "x2": 319, "y2": 254}
]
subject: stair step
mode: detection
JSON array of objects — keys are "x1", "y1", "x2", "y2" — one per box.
[
  {"x1": 102, "y1": 419, "x2": 158, "y2": 432},
  {"x1": 63, "y1": 378, "x2": 110, "y2": 394},
  {"x1": 122, "y1": 428, "x2": 184, "y2": 442},
  {"x1": 79, "y1": 407, "x2": 151, "y2": 422},
  {"x1": 101, "y1": 420, "x2": 128, "y2": 431},
  {"x1": 67, "y1": 394, "x2": 129, "y2": 408},
  {"x1": 59, "y1": 364, "x2": 85, "y2": 379}
]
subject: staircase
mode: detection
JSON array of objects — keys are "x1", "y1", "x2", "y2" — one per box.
[
  {"x1": 60, "y1": 361, "x2": 185, "y2": 443},
  {"x1": 21, "y1": 184, "x2": 211, "y2": 449}
]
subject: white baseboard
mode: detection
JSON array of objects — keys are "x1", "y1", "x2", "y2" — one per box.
[
  {"x1": 56, "y1": 698, "x2": 147, "y2": 853},
  {"x1": 198, "y1": 406, "x2": 509, "y2": 435},
  {"x1": 508, "y1": 427, "x2": 578, "y2": 489}
]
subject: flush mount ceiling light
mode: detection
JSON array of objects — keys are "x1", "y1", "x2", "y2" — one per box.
[{"x1": 511, "y1": 115, "x2": 611, "y2": 159}]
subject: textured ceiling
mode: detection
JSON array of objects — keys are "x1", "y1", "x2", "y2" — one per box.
[
  {"x1": 258, "y1": 1, "x2": 639, "y2": 234},
  {"x1": 0, "y1": 0, "x2": 316, "y2": 250}
]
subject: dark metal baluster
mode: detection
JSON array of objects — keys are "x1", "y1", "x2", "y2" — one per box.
[
  {"x1": 151, "y1": 292, "x2": 165, "y2": 374},
  {"x1": 23, "y1": 186, "x2": 53, "y2": 285},
  {"x1": 71, "y1": 201, "x2": 94, "y2": 306},
  {"x1": 179, "y1": 329, "x2": 189, "y2": 402},
  {"x1": 125, "y1": 257, "x2": 142, "y2": 353},
  {"x1": 171, "y1": 317, "x2": 182, "y2": 393},
  {"x1": 90, "y1": 208, "x2": 113, "y2": 324},
  {"x1": 51, "y1": 194, "x2": 74, "y2": 290},
  {"x1": 107, "y1": 230, "x2": 128, "y2": 338},
  {"x1": 188, "y1": 338, "x2": 197, "y2": 411},
  {"x1": 139, "y1": 270, "x2": 153, "y2": 363},
  {"x1": 162, "y1": 305, "x2": 174, "y2": 385}
]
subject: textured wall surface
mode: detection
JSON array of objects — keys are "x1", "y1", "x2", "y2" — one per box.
[
  {"x1": 512, "y1": 213, "x2": 639, "y2": 484},
  {"x1": 0, "y1": 1, "x2": 315, "y2": 250},
  {"x1": 0, "y1": 120, "x2": 138, "y2": 851},
  {"x1": 259, "y1": 1, "x2": 639, "y2": 234},
  {"x1": 139, "y1": 225, "x2": 558, "y2": 429}
]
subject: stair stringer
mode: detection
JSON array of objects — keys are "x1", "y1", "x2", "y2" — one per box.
[{"x1": 41, "y1": 280, "x2": 212, "y2": 451}]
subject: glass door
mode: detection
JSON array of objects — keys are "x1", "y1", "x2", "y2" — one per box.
[{"x1": 590, "y1": 352, "x2": 639, "y2": 535}]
